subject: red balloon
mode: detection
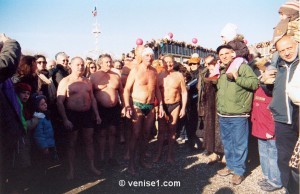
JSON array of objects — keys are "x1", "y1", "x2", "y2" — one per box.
[
  {"x1": 244, "y1": 39, "x2": 248, "y2": 44},
  {"x1": 192, "y1": 38, "x2": 198, "y2": 44},
  {"x1": 136, "y1": 38, "x2": 143, "y2": 45},
  {"x1": 168, "y1": 32, "x2": 173, "y2": 39}
]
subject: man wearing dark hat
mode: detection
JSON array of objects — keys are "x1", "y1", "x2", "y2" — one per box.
[{"x1": 215, "y1": 45, "x2": 258, "y2": 185}]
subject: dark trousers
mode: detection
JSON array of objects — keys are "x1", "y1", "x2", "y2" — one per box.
[{"x1": 275, "y1": 121, "x2": 298, "y2": 188}]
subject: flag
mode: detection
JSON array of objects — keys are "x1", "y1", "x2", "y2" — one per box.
[{"x1": 92, "y1": 6, "x2": 97, "y2": 17}]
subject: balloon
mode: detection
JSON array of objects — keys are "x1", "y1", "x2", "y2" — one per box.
[
  {"x1": 244, "y1": 39, "x2": 248, "y2": 44},
  {"x1": 168, "y1": 32, "x2": 173, "y2": 39},
  {"x1": 136, "y1": 38, "x2": 143, "y2": 45},
  {"x1": 192, "y1": 38, "x2": 198, "y2": 44}
]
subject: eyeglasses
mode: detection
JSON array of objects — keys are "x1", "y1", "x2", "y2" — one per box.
[
  {"x1": 37, "y1": 61, "x2": 47, "y2": 64},
  {"x1": 188, "y1": 63, "x2": 198, "y2": 66},
  {"x1": 62, "y1": 59, "x2": 69, "y2": 62}
]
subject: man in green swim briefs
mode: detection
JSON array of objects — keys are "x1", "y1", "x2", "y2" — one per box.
[{"x1": 123, "y1": 47, "x2": 164, "y2": 175}]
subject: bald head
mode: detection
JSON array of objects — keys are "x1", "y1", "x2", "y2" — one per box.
[{"x1": 276, "y1": 36, "x2": 298, "y2": 63}]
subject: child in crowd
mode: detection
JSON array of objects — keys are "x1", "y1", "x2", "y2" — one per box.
[
  {"x1": 32, "y1": 94, "x2": 58, "y2": 161},
  {"x1": 251, "y1": 61, "x2": 282, "y2": 192},
  {"x1": 220, "y1": 23, "x2": 249, "y2": 60}
]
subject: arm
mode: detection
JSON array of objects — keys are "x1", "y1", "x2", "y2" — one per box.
[
  {"x1": 123, "y1": 68, "x2": 136, "y2": 118},
  {"x1": 56, "y1": 78, "x2": 73, "y2": 130},
  {"x1": 156, "y1": 73, "x2": 164, "y2": 118},
  {"x1": 234, "y1": 64, "x2": 259, "y2": 91},
  {"x1": 0, "y1": 34, "x2": 21, "y2": 82},
  {"x1": 89, "y1": 81, "x2": 101, "y2": 125},
  {"x1": 179, "y1": 74, "x2": 188, "y2": 118}
]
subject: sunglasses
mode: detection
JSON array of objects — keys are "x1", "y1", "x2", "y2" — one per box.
[
  {"x1": 189, "y1": 63, "x2": 198, "y2": 66},
  {"x1": 90, "y1": 66, "x2": 96, "y2": 69}
]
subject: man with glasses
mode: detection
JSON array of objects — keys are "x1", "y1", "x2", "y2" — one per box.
[{"x1": 52, "y1": 52, "x2": 70, "y2": 88}]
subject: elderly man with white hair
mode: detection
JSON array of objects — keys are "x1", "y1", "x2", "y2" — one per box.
[{"x1": 123, "y1": 47, "x2": 164, "y2": 175}]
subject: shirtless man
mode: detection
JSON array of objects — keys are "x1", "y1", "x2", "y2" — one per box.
[
  {"x1": 154, "y1": 54, "x2": 188, "y2": 163},
  {"x1": 90, "y1": 54, "x2": 124, "y2": 165},
  {"x1": 57, "y1": 57, "x2": 101, "y2": 179},
  {"x1": 121, "y1": 45, "x2": 144, "y2": 160},
  {"x1": 124, "y1": 47, "x2": 164, "y2": 175}
]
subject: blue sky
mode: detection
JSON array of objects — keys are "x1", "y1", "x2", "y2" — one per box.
[{"x1": 0, "y1": 0, "x2": 285, "y2": 60}]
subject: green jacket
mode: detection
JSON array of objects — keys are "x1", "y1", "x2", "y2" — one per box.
[{"x1": 216, "y1": 63, "x2": 258, "y2": 115}]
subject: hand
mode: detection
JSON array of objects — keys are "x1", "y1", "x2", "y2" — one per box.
[
  {"x1": 266, "y1": 133, "x2": 274, "y2": 139},
  {"x1": 121, "y1": 107, "x2": 126, "y2": 117},
  {"x1": 261, "y1": 69, "x2": 277, "y2": 84},
  {"x1": 158, "y1": 106, "x2": 165, "y2": 118},
  {"x1": 179, "y1": 108, "x2": 186, "y2": 118},
  {"x1": 125, "y1": 106, "x2": 132, "y2": 119},
  {"x1": 63, "y1": 119, "x2": 73, "y2": 130}
]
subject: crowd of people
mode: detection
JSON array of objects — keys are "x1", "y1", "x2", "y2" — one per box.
[{"x1": 0, "y1": 1, "x2": 299, "y2": 193}]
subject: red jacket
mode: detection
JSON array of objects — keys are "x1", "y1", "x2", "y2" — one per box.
[{"x1": 251, "y1": 86, "x2": 275, "y2": 140}]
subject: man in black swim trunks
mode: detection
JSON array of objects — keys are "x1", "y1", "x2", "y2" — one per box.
[
  {"x1": 90, "y1": 54, "x2": 125, "y2": 166},
  {"x1": 124, "y1": 47, "x2": 164, "y2": 175},
  {"x1": 154, "y1": 54, "x2": 188, "y2": 164},
  {"x1": 57, "y1": 57, "x2": 101, "y2": 179}
]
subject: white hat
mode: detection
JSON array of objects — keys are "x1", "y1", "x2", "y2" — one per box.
[
  {"x1": 142, "y1": 47, "x2": 154, "y2": 57},
  {"x1": 220, "y1": 23, "x2": 238, "y2": 42}
]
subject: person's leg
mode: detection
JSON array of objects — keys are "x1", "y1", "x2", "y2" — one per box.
[
  {"x1": 167, "y1": 106, "x2": 180, "y2": 163},
  {"x1": 108, "y1": 125, "x2": 117, "y2": 160},
  {"x1": 275, "y1": 122, "x2": 298, "y2": 188},
  {"x1": 153, "y1": 117, "x2": 166, "y2": 162},
  {"x1": 66, "y1": 130, "x2": 78, "y2": 180},
  {"x1": 124, "y1": 118, "x2": 132, "y2": 160},
  {"x1": 97, "y1": 128, "x2": 106, "y2": 162},
  {"x1": 140, "y1": 109, "x2": 155, "y2": 168},
  {"x1": 218, "y1": 116, "x2": 234, "y2": 172},
  {"x1": 82, "y1": 127, "x2": 101, "y2": 175},
  {"x1": 231, "y1": 117, "x2": 249, "y2": 176},
  {"x1": 128, "y1": 109, "x2": 143, "y2": 175},
  {"x1": 258, "y1": 139, "x2": 269, "y2": 179},
  {"x1": 266, "y1": 139, "x2": 282, "y2": 187}
]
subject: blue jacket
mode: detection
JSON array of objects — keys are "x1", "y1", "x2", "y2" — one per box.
[
  {"x1": 34, "y1": 117, "x2": 55, "y2": 149},
  {"x1": 269, "y1": 57, "x2": 299, "y2": 124}
]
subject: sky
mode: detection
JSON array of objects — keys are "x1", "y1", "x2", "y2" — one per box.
[{"x1": 0, "y1": 0, "x2": 286, "y2": 60}]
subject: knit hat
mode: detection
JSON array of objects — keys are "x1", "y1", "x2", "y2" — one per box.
[
  {"x1": 15, "y1": 82, "x2": 32, "y2": 93},
  {"x1": 33, "y1": 94, "x2": 47, "y2": 111},
  {"x1": 220, "y1": 23, "x2": 238, "y2": 42},
  {"x1": 279, "y1": 1, "x2": 300, "y2": 21}
]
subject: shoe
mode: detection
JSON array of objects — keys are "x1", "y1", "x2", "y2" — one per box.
[
  {"x1": 231, "y1": 174, "x2": 244, "y2": 185},
  {"x1": 217, "y1": 168, "x2": 233, "y2": 176},
  {"x1": 260, "y1": 182, "x2": 282, "y2": 192},
  {"x1": 257, "y1": 178, "x2": 268, "y2": 187}
]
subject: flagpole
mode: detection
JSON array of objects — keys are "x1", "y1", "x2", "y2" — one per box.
[{"x1": 90, "y1": 0, "x2": 101, "y2": 58}]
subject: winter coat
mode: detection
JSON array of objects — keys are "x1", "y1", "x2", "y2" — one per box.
[
  {"x1": 216, "y1": 63, "x2": 258, "y2": 115},
  {"x1": 34, "y1": 117, "x2": 55, "y2": 149},
  {"x1": 251, "y1": 87, "x2": 275, "y2": 139},
  {"x1": 269, "y1": 57, "x2": 299, "y2": 124}
]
